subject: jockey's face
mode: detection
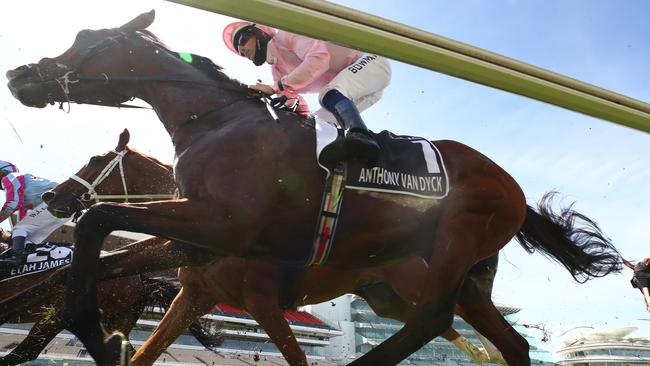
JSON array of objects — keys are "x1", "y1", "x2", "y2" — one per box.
[{"x1": 237, "y1": 34, "x2": 258, "y2": 63}]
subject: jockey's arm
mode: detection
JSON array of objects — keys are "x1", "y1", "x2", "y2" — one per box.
[
  {"x1": 623, "y1": 259, "x2": 636, "y2": 270},
  {"x1": 0, "y1": 206, "x2": 17, "y2": 227},
  {"x1": 280, "y1": 34, "x2": 329, "y2": 91}
]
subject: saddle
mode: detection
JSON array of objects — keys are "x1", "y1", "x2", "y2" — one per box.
[
  {"x1": 306, "y1": 118, "x2": 450, "y2": 266},
  {"x1": 315, "y1": 119, "x2": 449, "y2": 199}
]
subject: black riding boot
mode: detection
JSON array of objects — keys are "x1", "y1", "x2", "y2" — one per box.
[
  {"x1": 320, "y1": 99, "x2": 380, "y2": 165},
  {"x1": 10, "y1": 236, "x2": 26, "y2": 268}
]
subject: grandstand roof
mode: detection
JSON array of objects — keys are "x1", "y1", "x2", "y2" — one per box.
[{"x1": 212, "y1": 303, "x2": 334, "y2": 330}]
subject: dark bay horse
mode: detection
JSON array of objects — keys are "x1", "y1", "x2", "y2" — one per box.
[
  {"x1": 6, "y1": 11, "x2": 622, "y2": 366},
  {"x1": 46, "y1": 129, "x2": 503, "y2": 365}
]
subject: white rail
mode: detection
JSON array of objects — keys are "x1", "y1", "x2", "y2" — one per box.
[{"x1": 166, "y1": 0, "x2": 650, "y2": 133}]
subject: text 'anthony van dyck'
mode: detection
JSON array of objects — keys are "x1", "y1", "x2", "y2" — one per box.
[{"x1": 357, "y1": 167, "x2": 443, "y2": 192}]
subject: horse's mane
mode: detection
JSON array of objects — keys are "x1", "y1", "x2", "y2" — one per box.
[
  {"x1": 131, "y1": 29, "x2": 311, "y2": 126},
  {"x1": 135, "y1": 30, "x2": 246, "y2": 91}
]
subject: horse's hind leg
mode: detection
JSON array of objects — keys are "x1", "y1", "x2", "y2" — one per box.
[
  {"x1": 131, "y1": 285, "x2": 216, "y2": 366},
  {"x1": 349, "y1": 214, "x2": 483, "y2": 365},
  {"x1": 456, "y1": 276, "x2": 529, "y2": 365},
  {"x1": 350, "y1": 187, "x2": 525, "y2": 365},
  {"x1": 356, "y1": 283, "x2": 490, "y2": 363}
]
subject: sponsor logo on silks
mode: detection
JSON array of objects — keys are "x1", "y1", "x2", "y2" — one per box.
[{"x1": 7, "y1": 244, "x2": 73, "y2": 279}]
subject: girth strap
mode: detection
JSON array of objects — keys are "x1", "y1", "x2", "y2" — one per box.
[{"x1": 306, "y1": 163, "x2": 346, "y2": 266}]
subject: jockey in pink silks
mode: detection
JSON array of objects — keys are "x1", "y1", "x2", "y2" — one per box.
[
  {"x1": 222, "y1": 21, "x2": 392, "y2": 165},
  {"x1": 0, "y1": 160, "x2": 67, "y2": 267}
]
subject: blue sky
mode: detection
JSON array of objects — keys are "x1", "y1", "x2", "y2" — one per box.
[{"x1": 1, "y1": 0, "x2": 649, "y2": 356}]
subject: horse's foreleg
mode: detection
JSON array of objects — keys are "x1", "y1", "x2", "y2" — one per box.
[
  {"x1": 99, "y1": 239, "x2": 213, "y2": 280},
  {"x1": 100, "y1": 276, "x2": 147, "y2": 358},
  {"x1": 131, "y1": 286, "x2": 215, "y2": 366},
  {"x1": 63, "y1": 199, "x2": 215, "y2": 365},
  {"x1": 349, "y1": 208, "x2": 491, "y2": 366},
  {"x1": 242, "y1": 272, "x2": 308, "y2": 366},
  {"x1": 0, "y1": 307, "x2": 64, "y2": 366}
]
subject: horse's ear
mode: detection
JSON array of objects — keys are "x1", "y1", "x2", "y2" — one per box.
[
  {"x1": 119, "y1": 10, "x2": 155, "y2": 33},
  {"x1": 117, "y1": 129, "x2": 130, "y2": 151}
]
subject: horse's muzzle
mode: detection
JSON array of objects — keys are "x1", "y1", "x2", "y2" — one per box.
[
  {"x1": 45, "y1": 193, "x2": 84, "y2": 219},
  {"x1": 6, "y1": 65, "x2": 56, "y2": 108}
]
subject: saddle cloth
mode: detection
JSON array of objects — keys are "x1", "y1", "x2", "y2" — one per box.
[
  {"x1": 315, "y1": 118, "x2": 449, "y2": 199},
  {"x1": 0, "y1": 242, "x2": 74, "y2": 282}
]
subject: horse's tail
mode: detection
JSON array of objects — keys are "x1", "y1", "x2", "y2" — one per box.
[
  {"x1": 514, "y1": 192, "x2": 622, "y2": 283},
  {"x1": 142, "y1": 276, "x2": 224, "y2": 349}
]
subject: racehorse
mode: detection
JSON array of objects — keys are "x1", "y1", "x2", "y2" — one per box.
[
  {"x1": 46, "y1": 129, "x2": 504, "y2": 365},
  {"x1": 5, "y1": 11, "x2": 622, "y2": 366},
  {"x1": 0, "y1": 130, "x2": 215, "y2": 366}
]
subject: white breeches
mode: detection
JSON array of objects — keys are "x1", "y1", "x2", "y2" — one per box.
[{"x1": 12, "y1": 202, "x2": 68, "y2": 244}]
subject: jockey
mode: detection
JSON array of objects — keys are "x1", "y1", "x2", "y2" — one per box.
[
  {"x1": 0, "y1": 160, "x2": 66, "y2": 267},
  {"x1": 222, "y1": 21, "x2": 392, "y2": 165},
  {"x1": 625, "y1": 258, "x2": 650, "y2": 312}
]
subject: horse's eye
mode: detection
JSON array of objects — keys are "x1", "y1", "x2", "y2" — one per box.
[{"x1": 89, "y1": 156, "x2": 103, "y2": 164}]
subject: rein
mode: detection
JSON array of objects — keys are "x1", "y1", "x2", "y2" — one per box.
[
  {"x1": 50, "y1": 29, "x2": 249, "y2": 110},
  {"x1": 69, "y1": 149, "x2": 174, "y2": 204}
]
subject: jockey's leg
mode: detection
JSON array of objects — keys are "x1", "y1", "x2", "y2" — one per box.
[
  {"x1": 319, "y1": 90, "x2": 379, "y2": 163},
  {"x1": 317, "y1": 54, "x2": 390, "y2": 165},
  {"x1": 0, "y1": 235, "x2": 26, "y2": 268}
]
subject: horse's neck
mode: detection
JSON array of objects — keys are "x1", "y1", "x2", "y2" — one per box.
[
  {"x1": 141, "y1": 82, "x2": 253, "y2": 147},
  {"x1": 144, "y1": 163, "x2": 175, "y2": 193}
]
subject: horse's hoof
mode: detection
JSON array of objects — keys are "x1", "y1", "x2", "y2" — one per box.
[{"x1": 104, "y1": 331, "x2": 131, "y2": 366}]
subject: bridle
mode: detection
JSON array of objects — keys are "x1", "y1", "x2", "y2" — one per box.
[
  {"x1": 44, "y1": 29, "x2": 249, "y2": 110},
  {"x1": 69, "y1": 149, "x2": 173, "y2": 204}
]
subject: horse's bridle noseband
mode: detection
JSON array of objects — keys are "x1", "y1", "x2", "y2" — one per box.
[{"x1": 69, "y1": 149, "x2": 173, "y2": 205}]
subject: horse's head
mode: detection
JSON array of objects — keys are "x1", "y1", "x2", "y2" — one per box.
[
  {"x1": 43, "y1": 128, "x2": 175, "y2": 218},
  {"x1": 6, "y1": 11, "x2": 157, "y2": 108}
]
